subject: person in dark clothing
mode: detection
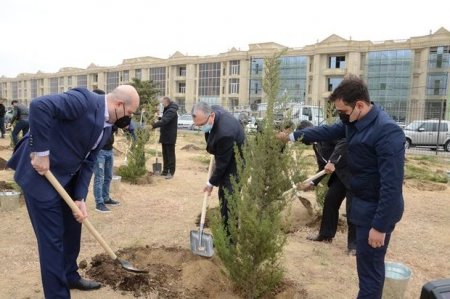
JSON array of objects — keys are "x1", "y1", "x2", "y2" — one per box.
[
  {"x1": 92, "y1": 89, "x2": 120, "y2": 213},
  {"x1": 10, "y1": 100, "x2": 30, "y2": 146},
  {"x1": 0, "y1": 101, "x2": 5, "y2": 138},
  {"x1": 278, "y1": 76, "x2": 405, "y2": 299},
  {"x1": 152, "y1": 97, "x2": 178, "y2": 179},
  {"x1": 7, "y1": 85, "x2": 140, "y2": 298},
  {"x1": 297, "y1": 120, "x2": 356, "y2": 255},
  {"x1": 192, "y1": 102, "x2": 245, "y2": 231}
]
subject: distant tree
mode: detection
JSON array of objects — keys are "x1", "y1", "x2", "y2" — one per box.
[{"x1": 118, "y1": 78, "x2": 159, "y2": 183}]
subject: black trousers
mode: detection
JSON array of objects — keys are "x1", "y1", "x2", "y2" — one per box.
[
  {"x1": 319, "y1": 174, "x2": 356, "y2": 249},
  {"x1": 12, "y1": 120, "x2": 29, "y2": 146},
  {"x1": 218, "y1": 179, "x2": 233, "y2": 234},
  {"x1": 161, "y1": 143, "x2": 176, "y2": 175}
]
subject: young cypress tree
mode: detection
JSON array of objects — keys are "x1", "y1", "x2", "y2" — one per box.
[{"x1": 211, "y1": 52, "x2": 304, "y2": 298}]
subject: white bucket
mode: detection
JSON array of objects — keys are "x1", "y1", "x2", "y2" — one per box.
[
  {"x1": 110, "y1": 175, "x2": 122, "y2": 194},
  {"x1": 382, "y1": 261, "x2": 412, "y2": 299},
  {"x1": 0, "y1": 191, "x2": 22, "y2": 211}
]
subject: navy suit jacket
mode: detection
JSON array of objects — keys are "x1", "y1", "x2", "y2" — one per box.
[
  {"x1": 293, "y1": 105, "x2": 405, "y2": 233},
  {"x1": 205, "y1": 106, "x2": 245, "y2": 187},
  {"x1": 7, "y1": 88, "x2": 110, "y2": 200}
]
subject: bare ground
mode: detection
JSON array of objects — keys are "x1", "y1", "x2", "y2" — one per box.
[{"x1": 0, "y1": 131, "x2": 449, "y2": 299}]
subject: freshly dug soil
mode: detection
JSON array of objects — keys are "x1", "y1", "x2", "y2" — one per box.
[
  {"x1": 0, "y1": 158, "x2": 8, "y2": 170},
  {"x1": 85, "y1": 246, "x2": 306, "y2": 298}
]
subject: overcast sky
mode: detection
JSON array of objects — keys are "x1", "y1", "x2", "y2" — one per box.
[{"x1": 1, "y1": 0, "x2": 449, "y2": 77}]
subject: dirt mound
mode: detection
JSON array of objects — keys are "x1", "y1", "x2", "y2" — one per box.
[
  {"x1": 405, "y1": 180, "x2": 447, "y2": 191},
  {"x1": 85, "y1": 246, "x2": 306, "y2": 298},
  {"x1": 180, "y1": 144, "x2": 201, "y2": 151},
  {"x1": 0, "y1": 158, "x2": 8, "y2": 170}
]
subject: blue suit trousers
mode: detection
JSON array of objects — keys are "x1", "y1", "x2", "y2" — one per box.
[
  {"x1": 24, "y1": 188, "x2": 82, "y2": 299},
  {"x1": 356, "y1": 225, "x2": 392, "y2": 299}
]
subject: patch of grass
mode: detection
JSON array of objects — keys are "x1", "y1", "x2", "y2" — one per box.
[
  {"x1": 191, "y1": 154, "x2": 211, "y2": 164},
  {"x1": 404, "y1": 163, "x2": 448, "y2": 183}
]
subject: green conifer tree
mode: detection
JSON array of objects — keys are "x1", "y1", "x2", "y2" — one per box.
[{"x1": 211, "y1": 52, "x2": 305, "y2": 298}]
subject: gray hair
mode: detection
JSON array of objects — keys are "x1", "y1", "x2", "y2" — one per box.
[
  {"x1": 192, "y1": 102, "x2": 212, "y2": 116},
  {"x1": 161, "y1": 96, "x2": 172, "y2": 103}
]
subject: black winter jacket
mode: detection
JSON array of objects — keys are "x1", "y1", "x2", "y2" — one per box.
[{"x1": 152, "y1": 102, "x2": 178, "y2": 144}]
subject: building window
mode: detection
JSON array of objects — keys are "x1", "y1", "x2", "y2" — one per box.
[
  {"x1": 178, "y1": 66, "x2": 186, "y2": 76},
  {"x1": 429, "y1": 46, "x2": 450, "y2": 68},
  {"x1": 251, "y1": 58, "x2": 264, "y2": 76},
  {"x1": 68, "y1": 76, "x2": 72, "y2": 86},
  {"x1": 229, "y1": 78, "x2": 239, "y2": 94},
  {"x1": 135, "y1": 69, "x2": 142, "y2": 80},
  {"x1": 77, "y1": 75, "x2": 87, "y2": 88},
  {"x1": 198, "y1": 62, "x2": 220, "y2": 97},
  {"x1": 106, "y1": 72, "x2": 119, "y2": 92},
  {"x1": 327, "y1": 77, "x2": 343, "y2": 92},
  {"x1": 426, "y1": 73, "x2": 447, "y2": 96},
  {"x1": 229, "y1": 60, "x2": 240, "y2": 75},
  {"x1": 328, "y1": 55, "x2": 346, "y2": 69},
  {"x1": 178, "y1": 82, "x2": 186, "y2": 93},
  {"x1": 122, "y1": 70, "x2": 129, "y2": 82},
  {"x1": 49, "y1": 78, "x2": 59, "y2": 94},
  {"x1": 91, "y1": 73, "x2": 98, "y2": 83},
  {"x1": 149, "y1": 67, "x2": 166, "y2": 96}
]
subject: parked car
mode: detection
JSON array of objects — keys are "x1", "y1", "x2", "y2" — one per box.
[
  {"x1": 404, "y1": 120, "x2": 450, "y2": 152},
  {"x1": 177, "y1": 114, "x2": 199, "y2": 130}
]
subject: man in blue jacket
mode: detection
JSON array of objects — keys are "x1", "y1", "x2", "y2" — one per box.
[
  {"x1": 278, "y1": 76, "x2": 405, "y2": 299},
  {"x1": 7, "y1": 85, "x2": 140, "y2": 298}
]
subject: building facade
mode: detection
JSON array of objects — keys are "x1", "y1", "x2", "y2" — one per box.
[{"x1": 1, "y1": 28, "x2": 449, "y2": 122}]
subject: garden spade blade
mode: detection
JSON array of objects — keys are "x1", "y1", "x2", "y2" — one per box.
[{"x1": 190, "y1": 156, "x2": 215, "y2": 257}]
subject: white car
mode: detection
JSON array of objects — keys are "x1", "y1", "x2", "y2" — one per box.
[
  {"x1": 404, "y1": 120, "x2": 450, "y2": 152},
  {"x1": 177, "y1": 114, "x2": 198, "y2": 130}
]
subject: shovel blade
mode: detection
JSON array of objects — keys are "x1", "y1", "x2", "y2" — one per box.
[
  {"x1": 152, "y1": 163, "x2": 162, "y2": 175},
  {"x1": 117, "y1": 259, "x2": 148, "y2": 274},
  {"x1": 190, "y1": 230, "x2": 214, "y2": 257}
]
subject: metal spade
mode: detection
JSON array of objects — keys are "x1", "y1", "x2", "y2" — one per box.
[
  {"x1": 44, "y1": 171, "x2": 148, "y2": 274},
  {"x1": 190, "y1": 156, "x2": 215, "y2": 257}
]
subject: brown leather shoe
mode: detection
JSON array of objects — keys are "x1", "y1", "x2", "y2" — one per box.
[{"x1": 306, "y1": 234, "x2": 333, "y2": 243}]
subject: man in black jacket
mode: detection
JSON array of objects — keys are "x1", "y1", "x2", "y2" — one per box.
[
  {"x1": 152, "y1": 96, "x2": 178, "y2": 179},
  {"x1": 297, "y1": 121, "x2": 356, "y2": 255},
  {"x1": 11, "y1": 100, "x2": 30, "y2": 146},
  {"x1": 0, "y1": 100, "x2": 5, "y2": 138},
  {"x1": 192, "y1": 102, "x2": 245, "y2": 231}
]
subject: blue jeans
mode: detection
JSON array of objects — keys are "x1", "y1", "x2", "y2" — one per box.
[{"x1": 94, "y1": 149, "x2": 113, "y2": 205}]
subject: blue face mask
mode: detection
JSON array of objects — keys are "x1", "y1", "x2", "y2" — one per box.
[{"x1": 201, "y1": 123, "x2": 213, "y2": 133}]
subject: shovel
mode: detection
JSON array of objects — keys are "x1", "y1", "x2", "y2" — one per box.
[
  {"x1": 152, "y1": 130, "x2": 162, "y2": 175},
  {"x1": 190, "y1": 156, "x2": 215, "y2": 257},
  {"x1": 44, "y1": 171, "x2": 148, "y2": 274},
  {"x1": 283, "y1": 169, "x2": 327, "y2": 199}
]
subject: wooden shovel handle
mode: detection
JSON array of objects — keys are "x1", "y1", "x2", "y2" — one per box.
[
  {"x1": 199, "y1": 156, "x2": 215, "y2": 229},
  {"x1": 44, "y1": 171, "x2": 118, "y2": 260}
]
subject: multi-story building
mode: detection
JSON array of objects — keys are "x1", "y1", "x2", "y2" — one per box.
[{"x1": 1, "y1": 27, "x2": 449, "y2": 122}]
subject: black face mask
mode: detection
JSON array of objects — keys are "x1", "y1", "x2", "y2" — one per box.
[
  {"x1": 114, "y1": 104, "x2": 132, "y2": 128},
  {"x1": 338, "y1": 106, "x2": 359, "y2": 125},
  {"x1": 338, "y1": 112, "x2": 352, "y2": 125}
]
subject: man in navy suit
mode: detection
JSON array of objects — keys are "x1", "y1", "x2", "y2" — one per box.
[
  {"x1": 7, "y1": 85, "x2": 140, "y2": 298},
  {"x1": 192, "y1": 102, "x2": 245, "y2": 232},
  {"x1": 278, "y1": 76, "x2": 405, "y2": 299}
]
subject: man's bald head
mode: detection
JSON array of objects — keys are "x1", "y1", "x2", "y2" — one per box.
[{"x1": 106, "y1": 85, "x2": 140, "y2": 123}]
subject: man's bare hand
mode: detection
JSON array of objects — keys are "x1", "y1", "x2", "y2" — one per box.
[
  {"x1": 276, "y1": 132, "x2": 290, "y2": 143},
  {"x1": 203, "y1": 184, "x2": 213, "y2": 196},
  {"x1": 324, "y1": 162, "x2": 335, "y2": 174},
  {"x1": 31, "y1": 155, "x2": 50, "y2": 175},
  {"x1": 368, "y1": 227, "x2": 386, "y2": 248},
  {"x1": 73, "y1": 200, "x2": 87, "y2": 223}
]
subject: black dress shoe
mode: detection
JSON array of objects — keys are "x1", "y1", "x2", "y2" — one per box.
[
  {"x1": 68, "y1": 278, "x2": 101, "y2": 290},
  {"x1": 306, "y1": 234, "x2": 333, "y2": 243}
]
